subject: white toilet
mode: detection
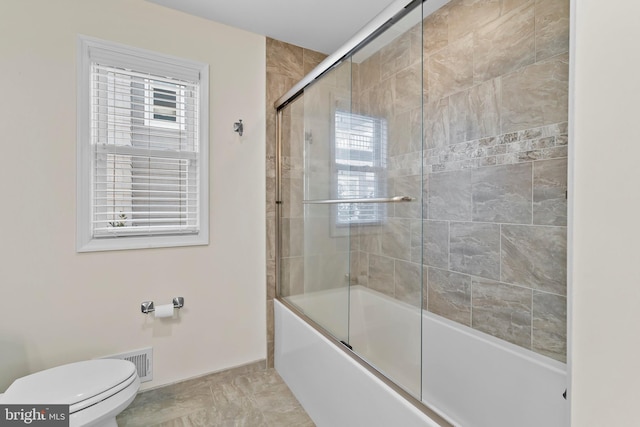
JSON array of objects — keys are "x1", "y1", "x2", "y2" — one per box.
[{"x1": 0, "y1": 359, "x2": 140, "y2": 427}]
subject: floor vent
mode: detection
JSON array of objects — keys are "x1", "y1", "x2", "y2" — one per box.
[{"x1": 102, "y1": 347, "x2": 153, "y2": 383}]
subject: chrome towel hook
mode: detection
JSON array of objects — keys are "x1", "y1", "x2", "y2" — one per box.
[{"x1": 233, "y1": 119, "x2": 243, "y2": 136}]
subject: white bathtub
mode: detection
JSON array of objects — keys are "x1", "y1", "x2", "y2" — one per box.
[{"x1": 275, "y1": 285, "x2": 567, "y2": 427}]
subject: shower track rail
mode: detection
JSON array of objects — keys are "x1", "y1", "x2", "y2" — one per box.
[{"x1": 302, "y1": 195, "x2": 415, "y2": 204}]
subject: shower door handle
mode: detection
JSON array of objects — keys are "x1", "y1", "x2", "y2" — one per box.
[{"x1": 302, "y1": 196, "x2": 415, "y2": 204}]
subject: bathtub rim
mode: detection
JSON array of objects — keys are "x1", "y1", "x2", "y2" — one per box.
[{"x1": 275, "y1": 295, "x2": 454, "y2": 427}]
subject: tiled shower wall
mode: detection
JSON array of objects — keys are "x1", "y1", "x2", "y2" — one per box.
[
  {"x1": 351, "y1": 0, "x2": 569, "y2": 362},
  {"x1": 269, "y1": 0, "x2": 569, "y2": 363},
  {"x1": 427, "y1": 0, "x2": 569, "y2": 363},
  {"x1": 265, "y1": 38, "x2": 326, "y2": 367}
]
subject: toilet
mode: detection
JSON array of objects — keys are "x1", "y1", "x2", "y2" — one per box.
[{"x1": 0, "y1": 359, "x2": 140, "y2": 427}]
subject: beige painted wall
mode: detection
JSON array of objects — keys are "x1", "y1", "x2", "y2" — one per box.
[
  {"x1": 0, "y1": 0, "x2": 266, "y2": 391},
  {"x1": 571, "y1": 0, "x2": 640, "y2": 424}
]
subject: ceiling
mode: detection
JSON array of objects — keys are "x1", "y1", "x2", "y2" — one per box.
[{"x1": 146, "y1": 0, "x2": 397, "y2": 54}]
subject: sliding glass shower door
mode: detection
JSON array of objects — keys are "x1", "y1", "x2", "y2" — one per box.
[
  {"x1": 277, "y1": 0, "x2": 569, "y2": 423},
  {"x1": 278, "y1": 59, "x2": 353, "y2": 344},
  {"x1": 278, "y1": 3, "x2": 424, "y2": 397}
]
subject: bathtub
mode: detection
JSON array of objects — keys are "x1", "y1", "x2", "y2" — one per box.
[{"x1": 275, "y1": 285, "x2": 567, "y2": 427}]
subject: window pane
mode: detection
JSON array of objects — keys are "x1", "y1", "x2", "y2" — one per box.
[
  {"x1": 334, "y1": 111, "x2": 387, "y2": 225},
  {"x1": 153, "y1": 87, "x2": 178, "y2": 122},
  {"x1": 91, "y1": 63, "x2": 199, "y2": 238}
]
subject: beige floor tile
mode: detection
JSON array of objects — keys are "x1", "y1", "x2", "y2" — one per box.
[{"x1": 117, "y1": 367, "x2": 314, "y2": 427}]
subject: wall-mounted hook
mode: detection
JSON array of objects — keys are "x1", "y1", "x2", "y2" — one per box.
[{"x1": 233, "y1": 119, "x2": 244, "y2": 136}]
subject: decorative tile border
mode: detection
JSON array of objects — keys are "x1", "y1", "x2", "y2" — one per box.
[{"x1": 426, "y1": 122, "x2": 568, "y2": 173}]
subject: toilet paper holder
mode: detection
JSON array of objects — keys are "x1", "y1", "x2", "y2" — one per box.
[{"x1": 141, "y1": 297, "x2": 184, "y2": 314}]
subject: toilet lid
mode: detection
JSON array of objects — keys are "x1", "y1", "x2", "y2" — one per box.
[{"x1": 2, "y1": 359, "x2": 137, "y2": 412}]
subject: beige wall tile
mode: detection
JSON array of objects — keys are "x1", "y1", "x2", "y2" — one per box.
[
  {"x1": 369, "y1": 254, "x2": 395, "y2": 297},
  {"x1": 471, "y1": 162, "x2": 533, "y2": 223},
  {"x1": 473, "y1": 2, "x2": 535, "y2": 83},
  {"x1": 427, "y1": 267, "x2": 472, "y2": 326},
  {"x1": 472, "y1": 278, "x2": 532, "y2": 348},
  {"x1": 265, "y1": 177, "x2": 276, "y2": 215},
  {"x1": 428, "y1": 33, "x2": 474, "y2": 100},
  {"x1": 389, "y1": 110, "x2": 413, "y2": 156},
  {"x1": 356, "y1": 251, "x2": 370, "y2": 285},
  {"x1": 448, "y1": 0, "x2": 501, "y2": 40},
  {"x1": 501, "y1": 224, "x2": 567, "y2": 295},
  {"x1": 533, "y1": 158, "x2": 568, "y2": 225},
  {"x1": 266, "y1": 300, "x2": 274, "y2": 347},
  {"x1": 266, "y1": 38, "x2": 303, "y2": 79},
  {"x1": 449, "y1": 78, "x2": 501, "y2": 144},
  {"x1": 395, "y1": 62, "x2": 423, "y2": 113},
  {"x1": 266, "y1": 216, "x2": 276, "y2": 261},
  {"x1": 423, "y1": 220, "x2": 450, "y2": 269},
  {"x1": 266, "y1": 259, "x2": 276, "y2": 300},
  {"x1": 393, "y1": 175, "x2": 423, "y2": 219},
  {"x1": 428, "y1": 169, "x2": 472, "y2": 221},
  {"x1": 423, "y1": 6, "x2": 449, "y2": 56},
  {"x1": 409, "y1": 23, "x2": 423, "y2": 65},
  {"x1": 535, "y1": 0, "x2": 570, "y2": 61},
  {"x1": 380, "y1": 30, "x2": 413, "y2": 80},
  {"x1": 359, "y1": 227, "x2": 383, "y2": 255},
  {"x1": 501, "y1": 0, "x2": 531, "y2": 14},
  {"x1": 501, "y1": 53, "x2": 569, "y2": 133},
  {"x1": 532, "y1": 291, "x2": 567, "y2": 362},
  {"x1": 425, "y1": 97, "x2": 450, "y2": 149},
  {"x1": 279, "y1": 257, "x2": 304, "y2": 297},
  {"x1": 281, "y1": 218, "x2": 304, "y2": 257},
  {"x1": 358, "y1": 51, "x2": 382, "y2": 92},
  {"x1": 395, "y1": 259, "x2": 423, "y2": 306},
  {"x1": 267, "y1": 341, "x2": 274, "y2": 368},
  {"x1": 280, "y1": 177, "x2": 303, "y2": 219},
  {"x1": 380, "y1": 218, "x2": 412, "y2": 261},
  {"x1": 369, "y1": 77, "x2": 397, "y2": 119},
  {"x1": 450, "y1": 222, "x2": 501, "y2": 280},
  {"x1": 303, "y1": 48, "x2": 327, "y2": 74}
]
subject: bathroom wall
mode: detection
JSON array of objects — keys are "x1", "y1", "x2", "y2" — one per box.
[
  {"x1": 349, "y1": 0, "x2": 569, "y2": 362},
  {"x1": 571, "y1": 0, "x2": 640, "y2": 425},
  {"x1": 265, "y1": 38, "x2": 326, "y2": 367},
  {"x1": 0, "y1": 0, "x2": 266, "y2": 391}
]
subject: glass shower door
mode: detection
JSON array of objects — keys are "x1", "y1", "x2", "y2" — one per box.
[
  {"x1": 277, "y1": 0, "x2": 569, "y2": 421},
  {"x1": 346, "y1": 5, "x2": 424, "y2": 397},
  {"x1": 278, "y1": 2, "x2": 424, "y2": 399},
  {"x1": 278, "y1": 60, "x2": 353, "y2": 344}
]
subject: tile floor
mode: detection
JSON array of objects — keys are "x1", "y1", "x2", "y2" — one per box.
[{"x1": 117, "y1": 363, "x2": 315, "y2": 427}]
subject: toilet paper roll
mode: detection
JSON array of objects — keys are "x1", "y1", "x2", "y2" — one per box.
[{"x1": 154, "y1": 304, "x2": 174, "y2": 318}]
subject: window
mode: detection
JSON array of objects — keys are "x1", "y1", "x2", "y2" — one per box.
[
  {"x1": 77, "y1": 36, "x2": 209, "y2": 252},
  {"x1": 333, "y1": 110, "x2": 387, "y2": 226},
  {"x1": 145, "y1": 81, "x2": 185, "y2": 129}
]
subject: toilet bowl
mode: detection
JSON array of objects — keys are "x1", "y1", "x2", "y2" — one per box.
[{"x1": 0, "y1": 359, "x2": 140, "y2": 427}]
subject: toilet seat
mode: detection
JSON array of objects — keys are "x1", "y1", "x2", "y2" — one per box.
[{"x1": 2, "y1": 359, "x2": 137, "y2": 412}]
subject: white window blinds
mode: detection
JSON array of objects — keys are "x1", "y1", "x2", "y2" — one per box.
[
  {"x1": 334, "y1": 111, "x2": 388, "y2": 225},
  {"x1": 91, "y1": 65, "x2": 200, "y2": 237},
  {"x1": 77, "y1": 36, "x2": 208, "y2": 251}
]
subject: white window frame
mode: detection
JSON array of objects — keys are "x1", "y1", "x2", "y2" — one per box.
[{"x1": 76, "y1": 35, "x2": 209, "y2": 252}]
